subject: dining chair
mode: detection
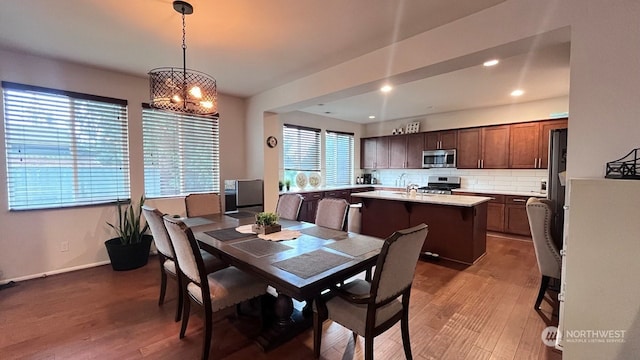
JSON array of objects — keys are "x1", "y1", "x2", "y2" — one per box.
[
  {"x1": 163, "y1": 216, "x2": 268, "y2": 360},
  {"x1": 314, "y1": 198, "x2": 350, "y2": 231},
  {"x1": 526, "y1": 197, "x2": 562, "y2": 309},
  {"x1": 142, "y1": 206, "x2": 227, "y2": 322},
  {"x1": 276, "y1": 193, "x2": 304, "y2": 220},
  {"x1": 313, "y1": 223, "x2": 429, "y2": 360},
  {"x1": 185, "y1": 193, "x2": 222, "y2": 217}
]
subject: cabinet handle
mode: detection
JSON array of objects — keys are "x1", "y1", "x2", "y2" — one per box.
[
  {"x1": 512, "y1": 198, "x2": 526, "y2": 203},
  {"x1": 477, "y1": 159, "x2": 481, "y2": 168},
  {"x1": 534, "y1": 158, "x2": 537, "y2": 168},
  {"x1": 481, "y1": 159, "x2": 484, "y2": 168},
  {"x1": 438, "y1": 140, "x2": 442, "y2": 149}
]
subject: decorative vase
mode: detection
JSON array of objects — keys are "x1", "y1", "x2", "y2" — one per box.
[
  {"x1": 104, "y1": 234, "x2": 153, "y2": 271},
  {"x1": 252, "y1": 223, "x2": 282, "y2": 235}
]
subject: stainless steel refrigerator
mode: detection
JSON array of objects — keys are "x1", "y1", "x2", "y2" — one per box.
[{"x1": 547, "y1": 128, "x2": 568, "y2": 250}]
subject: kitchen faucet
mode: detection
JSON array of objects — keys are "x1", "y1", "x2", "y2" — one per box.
[{"x1": 397, "y1": 173, "x2": 407, "y2": 187}]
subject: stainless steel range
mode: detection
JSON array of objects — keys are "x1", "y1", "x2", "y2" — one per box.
[{"x1": 418, "y1": 176, "x2": 461, "y2": 194}]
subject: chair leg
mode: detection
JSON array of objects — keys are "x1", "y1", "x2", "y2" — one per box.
[
  {"x1": 175, "y1": 273, "x2": 184, "y2": 322},
  {"x1": 401, "y1": 309, "x2": 413, "y2": 360},
  {"x1": 158, "y1": 267, "x2": 167, "y2": 306},
  {"x1": 180, "y1": 297, "x2": 191, "y2": 339},
  {"x1": 364, "y1": 336, "x2": 374, "y2": 360},
  {"x1": 202, "y1": 302, "x2": 213, "y2": 360},
  {"x1": 535, "y1": 275, "x2": 551, "y2": 309}
]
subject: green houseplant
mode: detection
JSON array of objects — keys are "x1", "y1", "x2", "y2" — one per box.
[
  {"x1": 252, "y1": 211, "x2": 281, "y2": 235},
  {"x1": 285, "y1": 179, "x2": 291, "y2": 191},
  {"x1": 279, "y1": 180, "x2": 284, "y2": 191},
  {"x1": 104, "y1": 196, "x2": 153, "y2": 271}
]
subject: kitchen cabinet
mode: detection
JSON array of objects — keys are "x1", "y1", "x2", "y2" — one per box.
[
  {"x1": 298, "y1": 191, "x2": 323, "y2": 223},
  {"x1": 504, "y1": 195, "x2": 531, "y2": 236},
  {"x1": 388, "y1": 135, "x2": 407, "y2": 168},
  {"x1": 323, "y1": 189, "x2": 350, "y2": 201},
  {"x1": 406, "y1": 133, "x2": 425, "y2": 168},
  {"x1": 360, "y1": 137, "x2": 389, "y2": 169},
  {"x1": 457, "y1": 192, "x2": 505, "y2": 232},
  {"x1": 425, "y1": 130, "x2": 457, "y2": 150},
  {"x1": 509, "y1": 118, "x2": 568, "y2": 169},
  {"x1": 457, "y1": 125, "x2": 509, "y2": 169},
  {"x1": 349, "y1": 187, "x2": 374, "y2": 204}
]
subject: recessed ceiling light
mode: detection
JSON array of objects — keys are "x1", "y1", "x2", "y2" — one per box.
[
  {"x1": 483, "y1": 59, "x2": 499, "y2": 67},
  {"x1": 368, "y1": 115, "x2": 376, "y2": 119},
  {"x1": 380, "y1": 85, "x2": 392, "y2": 93},
  {"x1": 511, "y1": 89, "x2": 524, "y2": 97}
]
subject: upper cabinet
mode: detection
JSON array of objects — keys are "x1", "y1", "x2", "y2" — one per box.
[
  {"x1": 457, "y1": 125, "x2": 510, "y2": 169},
  {"x1": 509, "y1": 118, "x2": 568, "y2": 169},
  {"x1": 425, "y1": 130, "x2": 457, "y2": 150},
  {"x1": 361, "y1": 137, "x2": 389, "y2": 169},
  {"x1": 406, "y1": 133, "x2": 426, "y2": 168},
  {"x1": 388, "y1": 135, "x2": 408, "y2": 168}
]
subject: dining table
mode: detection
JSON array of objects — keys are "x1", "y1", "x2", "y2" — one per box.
[{"x1": 182, "y1": 212, "x2": 384, "y2": 351}]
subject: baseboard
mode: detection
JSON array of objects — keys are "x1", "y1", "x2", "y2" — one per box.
[{"x1": 0, "y1": 260, "x2": 114, "y2": 285}]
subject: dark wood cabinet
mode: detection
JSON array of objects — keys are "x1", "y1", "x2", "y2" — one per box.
[
  {"x1": 349, "y1": 187, "x2": 373, "y2": 204},
  {"x1": 504, "y1": 195, "x2": 532, "y2": 236},
  {"x1": 457, "y1": 125, "x2": 509, "y2": 169},
  {"x1": 406, "y1": 133, "x2": 425, "y2": 168},
  {"x1": 457, "y1": 128, "x2": 482, "y2": 169},
  {"x1": 323, "y1": 189, "x2": 350, "y2": 201},
  {"x1": 298, "y1": 191, "x2": 323, "y2": 223},
  {"x1": 388, "y1": 135, "x2": 407, "y2": 168},
  {"x1": 360, "y1": 137, "x2": 389, "y2": 169},
  {"x1": 425, "y1": 130, "x2": 457, "y2": 150},
  {"x1": 456, "y1": 192, "x2": 505, "y2": 232},
  {"x1": 509, "y1": 118, "x2": 567, "y2": 169}
]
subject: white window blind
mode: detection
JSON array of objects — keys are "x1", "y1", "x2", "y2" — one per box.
[
  {"x1": 2, "y1": 82, "x2": 130, "y2": 210},
  {"x1": 142, "y1": 106, "x2": 219, "y2": 198},
  {"x1": 325, "y1": 130, "x2": 354, "y2": 186},
  {"x1": 283, "y1": 124, "x2": 321, "y2": 173}
]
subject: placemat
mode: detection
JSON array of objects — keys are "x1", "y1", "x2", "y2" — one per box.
[
  {"x1": 226, "y1": 211, "x2": 256, "y2": 219},
  {"x1": 325, "y1": 237, "x2": 383, "y2": 257},
  {"x1": 272, "y1": 249, "x2": 352, "y2": 279},
  {"x1": 204, "y1": 228, "x2": 253, "y2": 242},
  {"x1": 231, "y1": 238, "x2": 293, "y2": 257},
  {"x1": 300, "y1": 226, "x2": 348, "y2": 240}
]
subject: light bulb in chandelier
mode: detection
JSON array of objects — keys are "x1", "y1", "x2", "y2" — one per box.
[{"x1": 189, "y1": 86, "x2": 202, "y2": 99}]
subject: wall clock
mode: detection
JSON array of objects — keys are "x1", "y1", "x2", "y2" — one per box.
[{"x1": 266, "y1": 135, "x2": 278, "y2": 148}]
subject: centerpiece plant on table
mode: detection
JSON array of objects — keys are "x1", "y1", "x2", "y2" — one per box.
[{"x1": 252, "y1": 211, "x2": 282, "y2": 235}]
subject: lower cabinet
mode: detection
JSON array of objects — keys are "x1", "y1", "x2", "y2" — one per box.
[
  {"x1": 487, "y1": 196, "x2": 506, "y2": 232},
  {"x1": 504, "y1": 195, "x2": 532, "y2": 236},
  {"x1": 298, "y1": 191, "x2": 323, "y2": 223}
]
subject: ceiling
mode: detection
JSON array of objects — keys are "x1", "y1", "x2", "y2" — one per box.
[{"x1": 0, "y1": 0, "x2": 570, "y2": 124}]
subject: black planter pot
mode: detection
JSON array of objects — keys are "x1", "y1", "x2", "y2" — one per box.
[{"x1": 104, "y1": 235, "x2": 153, "y2": 271}]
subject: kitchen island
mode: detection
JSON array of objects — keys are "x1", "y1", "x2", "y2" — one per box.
[{"x1": 352, "y1": 190, "x2": 492, "y2": 264}]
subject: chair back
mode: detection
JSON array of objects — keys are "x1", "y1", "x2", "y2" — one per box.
[
  {"x1": 371, "y1": 224, "x2": 428, "y2": 303},
  {"x1": 163, "y1": 216, "x2": 205, "y2": 286},
  {"x1": 276, "y1": 194, "x2": 304, "y2": 220},
  {"x1": 142, "y1": 205, "x2": 174, "y2": 259},
  {"x1": 526, "y1": 197, "x2": 562, "y2": 279},
  {"x1": 314, "y1": 198, "x2": 350, "y2": 231},
  {"x1": 185, "y1": 193, "x2": 221, "y2": 217}
]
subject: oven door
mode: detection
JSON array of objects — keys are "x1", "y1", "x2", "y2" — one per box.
[{"x1": 422, "y1": 149, "x2": 456, "y2": 168}]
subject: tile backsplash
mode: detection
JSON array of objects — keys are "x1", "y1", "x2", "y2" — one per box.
[{"x1": 365, "y1": 168, "x2": 548, "y2": 193}]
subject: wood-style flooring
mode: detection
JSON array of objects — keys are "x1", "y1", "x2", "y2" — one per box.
[{"x1": 0, "y1": 234, "x2": 561, "y2": 359}]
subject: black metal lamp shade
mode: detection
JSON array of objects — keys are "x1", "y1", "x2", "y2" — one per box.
[{"x1": 149, "y1": 67, "x2": 218, "y2": 115}]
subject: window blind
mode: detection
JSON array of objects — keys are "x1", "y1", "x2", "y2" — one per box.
[
  {"x1": 2, "y1": 82, "x2": 130, "y2": 210},
  {"x1": 283, "y1": 124, "x2": 321, "y2": 172},
  {"x1": 142, "y1": 106, "x2": 219, "y2": 198},
  {"x1": 325, "y1": 130, "x2": 354, "y2": 186}
]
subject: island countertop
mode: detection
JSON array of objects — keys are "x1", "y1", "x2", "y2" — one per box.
[{"x1": 352, "y1": 190, "x2": 492, "y2": 207}]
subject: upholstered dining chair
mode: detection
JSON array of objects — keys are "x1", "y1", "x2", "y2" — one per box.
[
  {"x1": 276, "y1": 193, "x2": 304, "y2": 220},
  {"x1": 313, "y1": 223, "x2": 429, "y2": 360},
  {"x1": 314, "y1": 198, "x2": 350, "y2": 231},
  {"x1": 163, "y1": 216, "x2": 268, "y2": 360},
  {"x1": 526, "y1": 197, "x2": 562, "y2": 310},
  {"x1": 142, "y1": 206, "x2": 227, "y2": 322},
  {"x1": 185, "y1": 193, "x2": 222, "y2": 217}
]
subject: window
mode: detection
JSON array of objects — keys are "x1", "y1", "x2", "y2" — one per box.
[
  {"x1": 283, "y1": 124, "x2": 321, "y2": 181},
  {"x1": 325, "y1": 130, "x2": 354, "y2": 186},
  {"x1": 2, "y1": 82, "x2": 130, "y2": 210},
  {"x1": 142, "y1": 105, "x2": 219, "y2": 198}
]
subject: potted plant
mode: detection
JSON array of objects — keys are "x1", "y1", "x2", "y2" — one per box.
[
  {"x1": 252, "y1": 212, "x2": 281, "y2": 235},
  {"x1": 285, "y1": 179, "x2": 291, "y2": 191},
  {"x1": 279, "y1": 180, "x2": 284, "y2": 191},
  {"x1": 104, "y1": 196, "x2": 153, "y2": 271}
]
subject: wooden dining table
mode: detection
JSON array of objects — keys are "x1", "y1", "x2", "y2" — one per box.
[{"x1": 182, "y1": 213, "x2": 384, "y2": 351}]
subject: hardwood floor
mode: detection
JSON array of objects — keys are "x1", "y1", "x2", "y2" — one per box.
[{"x1": 0, "y1": 235, "x2": 561, "y2": 359}]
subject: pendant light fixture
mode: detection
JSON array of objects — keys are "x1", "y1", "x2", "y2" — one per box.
[{"x1": 149, "y1": 1, "x2": 218, "y2": 116}]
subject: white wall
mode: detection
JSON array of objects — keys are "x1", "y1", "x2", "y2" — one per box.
[
  {"x1": 245, "y1": 1, "x2": 640, "y2": 358},
  {"x1": 0, "y1": 49, "x2": 247, "y2": 282}
]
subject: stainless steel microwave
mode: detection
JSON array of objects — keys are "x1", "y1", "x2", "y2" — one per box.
[{"x1": 422, "y1": 149, "x2": 456, "y2": 168}]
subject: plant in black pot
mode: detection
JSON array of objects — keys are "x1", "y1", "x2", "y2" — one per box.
[{"x1": 104, "y1": 196, "x2": 153, "y2": 271}]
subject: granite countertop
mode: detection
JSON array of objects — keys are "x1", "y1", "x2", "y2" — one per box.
[
  {"x1": 280, "y1": 184, "x2": 375, "y2": 195},
  {"x1": 452, "y1": 188, "x2": 547, "y2": 197},
  {"x1": 351, "y1": 190, "x2": 492, "y2": 207}
]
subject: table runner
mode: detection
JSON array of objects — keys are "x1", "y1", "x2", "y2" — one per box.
[
  {"x1": 231, "y1": 238, "x2": 293, "y2": 257},
  {"x1": 204, "y1": 228, "x2": 254, "y2": 242},
  {"x1": 272, "y1": 249, "x2": 352, "y2": 279},
  {"x1": 299, "y1": 226, "x2": 348, "y2": 240},
  {"x1": 324, "y1": 237, "x2": 383, "y2": 257}
]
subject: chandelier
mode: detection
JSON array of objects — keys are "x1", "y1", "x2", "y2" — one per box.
[{"x1": 149, "y1": 1, "x2": 218, "y2": 116}]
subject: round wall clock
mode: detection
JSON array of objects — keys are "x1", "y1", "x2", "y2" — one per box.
[{"x1": 266, "y1": 136, "x2": 278, "y2": 148}]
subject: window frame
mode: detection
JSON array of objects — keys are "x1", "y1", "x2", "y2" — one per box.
[{"x1": 325, "y1": 129, "x2": 354, "y2": 186}]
